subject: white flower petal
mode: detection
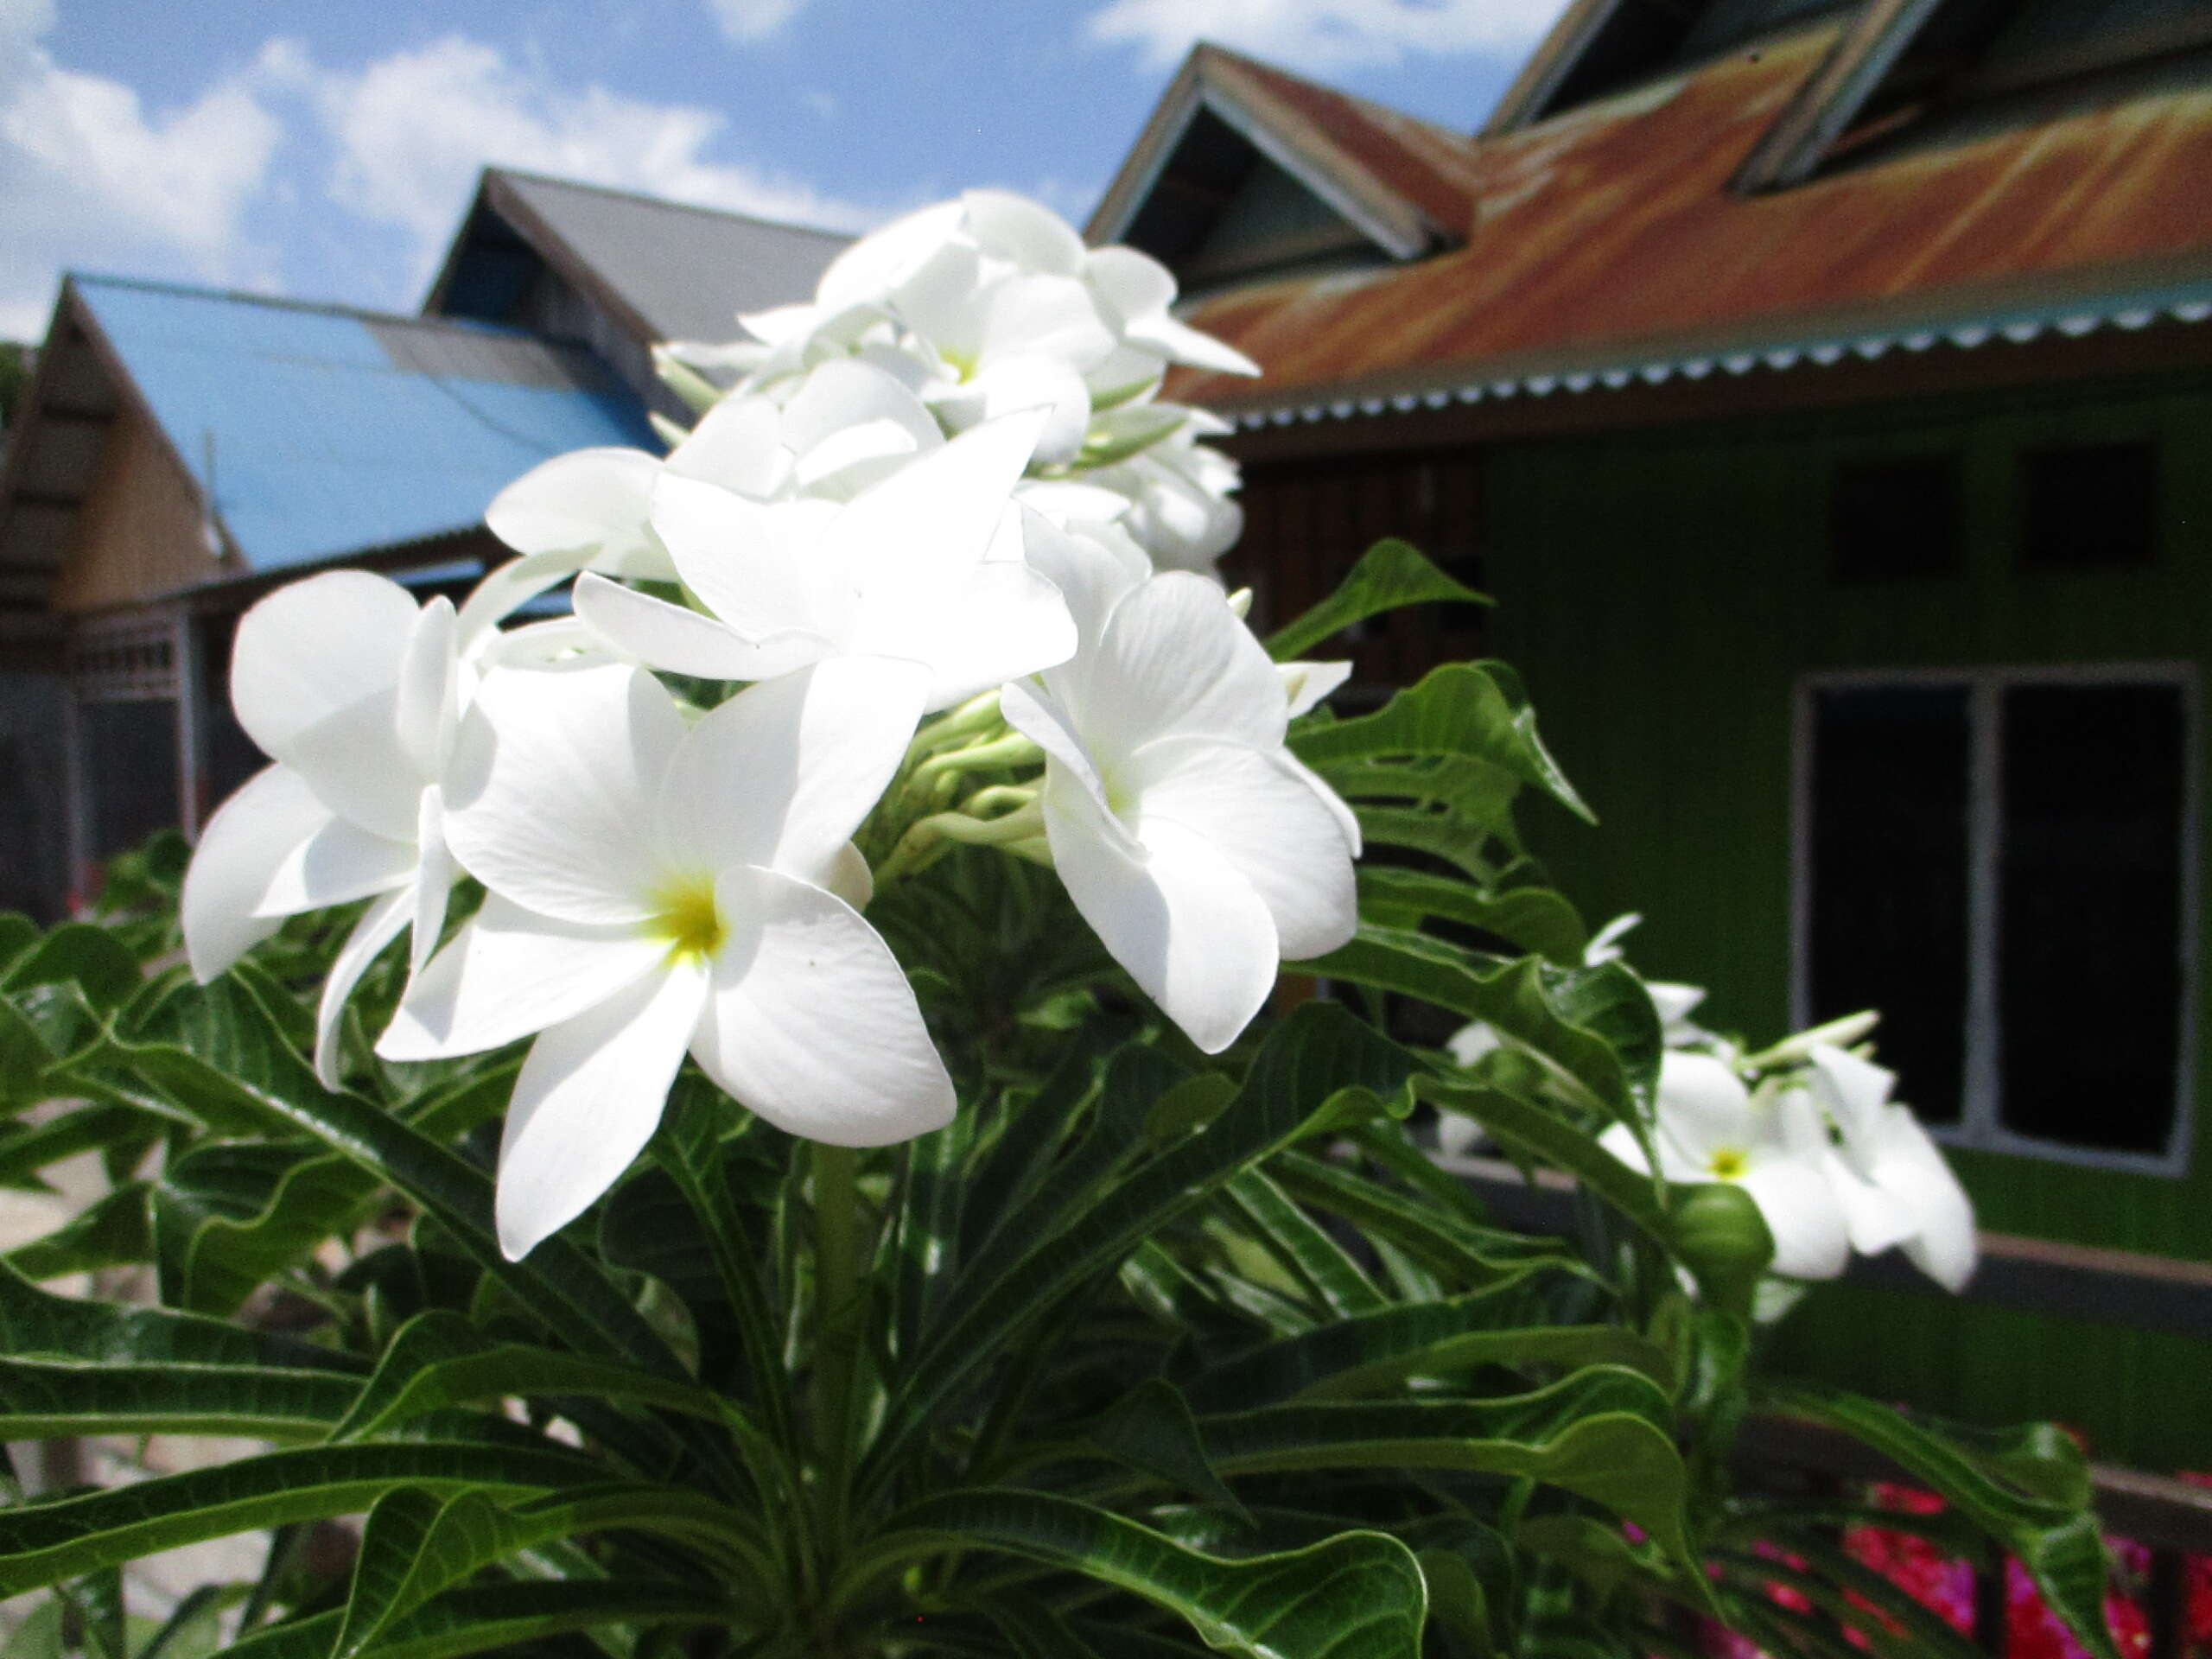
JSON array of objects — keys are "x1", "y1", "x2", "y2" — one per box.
[
  {"x1": 495, "y1": 959, "x2": 710, "y2": 1260},
  {"x1": 1068, "y1": 571, "x2": 1286, "y2": 758},
  {"x1": 230, "y1": 571, "x2": 419, "y2": 765},
  {"x1": 659, "y1": 657, "x2": 927, "y2": 882},
  {"x1": 961, "y1": 353, "x2": 1092, "y2": 465},
  {"x1": 1598, "y1": 1120, "x2": 1652, "y2": 1174},
  {"x1": 693, "y1": 865, "x2": 954, "y2": 1146},
  {"x1": 485, "y1": 447, "x2": 668, "y2": 577},
  {"x1": 1875, "y1": 1107, "x2": 1978, "y2": 1291},
  {"x1": 1809, "y1": 1041, "x2": 1898, "y2": 1158},
  {"x1": 1821, "y1": 1147, "x2": 1918, "y2": 1255},
  {"x1": 183, "y1": 766, "x2": 342, "y2": 981},
  {"x1": 1653, "y1": 1051, "x2": 1758, "y2": 1160},
  {"x1": 1738, "y1": 1156, "x2": 1852, "y2": 1281},
  {"x1": 1001, "y1": 678, "x2": 1116, "y2": 825},
  {"x1": 412, "y1": 788, "x2": 453, "y2": 978},
  {"x1": 1017, "y1": 509, "x2": 1147, "y2": 648},
  {"x1": 816, "y1": 200, "x2": 964, "y2": 312},
  {"x1": 829, "y1": 410, "x2": 1047, "y2": 601},
  {"x1": 1285, "y1": 751, "x2": 1363, "y2": 858},
  {"x1": 1130, "y1": 737, "x2": 1355, "y2": 963},
  {"x1": 977, "y1": 275, "x2": 1116, "y2": 372},
  {"x1": 665, "y1": 395, "x2": 792, "y2": 499},
  {"x1": 377, "y1": 892, "x2": 669, "y2": 1061},
  {"x1": 880, "y1": 558, "x2": 1077, "y2": 710},
  {"x1": 965, "y1": 189, "x2": 1087, "y2": 276},
  {"x1": 1084, "y1": 245, "x2": 1176, "y2": 327},
  {"x1": 314, "y1": 885, "x2": 413, "y2": 1090},
  {"x1": 458, "y1": 551, "x2": 587, "y2": 645},
  {"x1": 1128, "y1": 312, "x2": 1262, "y2": 377},
  {"x1": 573, "y1": 573, "x2": 828, "y2": 682},
  {"x1": 276, "y1": 690, "x2": 424, "y2": 842},
  {"x1": 783, "y1": 357, "x2": 940, "y2": 461},
  {"x1": 1044, "y1": 780, "x2": 1275, "y2": 1054},
  {"x1": 652, "y1": 474, "x2": 850, "y2": 645},
  {"x1": 396, "y1": 598, "x2": 459, "y2": 779},
  {"x1": 1281, "y1": 659, "x2": 1352, "y2": 719},
  {"x1": 443, "y1": 665, "x2": 683, "y2": 925}
]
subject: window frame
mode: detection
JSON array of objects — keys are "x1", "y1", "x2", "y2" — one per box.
[{"x1": 1791, "y1": 661, "x2": 2201, "y2": 1178}]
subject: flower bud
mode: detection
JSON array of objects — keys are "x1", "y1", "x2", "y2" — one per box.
[{"x1": 1669, "y1": 1180, "x2": 1775, "y2": 1313}]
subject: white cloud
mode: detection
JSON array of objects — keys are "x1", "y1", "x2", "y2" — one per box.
[
  {"x1": 705, "y1": 0, "x2": 808, "y2": 44},
  {"x1": 289, "y1": 35, "x2": 874, "y2": 287},
  {"x1": 0, "y1": 4, "x2": 281, "y2": 336},
  {"x1": 1084, "y1": 0, "x2": 1569, "y2": 73}
]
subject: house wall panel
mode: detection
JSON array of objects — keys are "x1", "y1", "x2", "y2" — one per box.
[
  {"x1": 1478, "y1": 366, "x2": 2212, "y2": 1469},
  {"x1": 50, "y1": 406, "x2": 238, "y2": 614}
]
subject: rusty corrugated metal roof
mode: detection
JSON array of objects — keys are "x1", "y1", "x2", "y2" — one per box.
[
  {"x1": 1166, "y1": 22, "x2": 2212, "y2": 422},
  {"x1": 1196, "y1": 47, "x2": 1486, "y2": 243}
]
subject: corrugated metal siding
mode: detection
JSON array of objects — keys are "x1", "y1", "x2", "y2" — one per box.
[{"x1": 1478, "y1": 369, "x2": 2212, "y2": 1469}]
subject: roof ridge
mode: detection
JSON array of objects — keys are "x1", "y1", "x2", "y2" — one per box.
[
  {"x1": 486, "y1": 166, "x2": 858, "y2": 243},
  {"x1": 67, "y1": 271, "x2": 577, "y2": 340}
]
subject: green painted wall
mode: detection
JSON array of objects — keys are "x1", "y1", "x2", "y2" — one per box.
[{"x1": 1481, "y1": 368, "x2": 2212, "y2": 1471}]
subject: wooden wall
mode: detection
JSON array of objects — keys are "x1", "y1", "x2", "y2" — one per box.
[
  {"x1": 50, "y1": 404, "x2": 243, "y2": 614},
  {"x1": 1476, "y1": 366, "x2": 2212, "y2": 1470}
]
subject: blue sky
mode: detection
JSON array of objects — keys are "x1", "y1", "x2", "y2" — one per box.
[{"x1": 1, "y1": 0, "x2": 1572, "y2": 340}]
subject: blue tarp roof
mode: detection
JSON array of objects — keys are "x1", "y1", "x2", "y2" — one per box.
[{"x1": 74, "y1": 276, "x2": 659, "y2": 576}]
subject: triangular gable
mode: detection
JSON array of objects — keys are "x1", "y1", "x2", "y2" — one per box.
[{"x1": 1087, "y1": 44, "x2": 1477, "y2": 289}]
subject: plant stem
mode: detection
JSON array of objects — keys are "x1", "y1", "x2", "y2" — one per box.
[{"x1": 812, "y1": 1141, "x2": 863, "y2": 1555}]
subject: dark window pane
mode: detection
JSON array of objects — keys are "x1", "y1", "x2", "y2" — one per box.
[
  {"x1": 1808, "y1": 685, "x2": 1971, "y2": 1122},
  {"x1": 1832, "y1": 456, "x2": 1963, "y2": 581},
  {"x1": 1997, "y1": 683, "x2": 2184, "y2": 1154},
  {"x1": 82, "y1": 698, "x2": 180, "y2": 865},
  {"x1": 2021, "y1": 442, "x2": 2157, "y2": 569}
]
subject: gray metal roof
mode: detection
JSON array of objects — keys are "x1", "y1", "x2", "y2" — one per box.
[{"x1": 493, "y1": 170, "x2": 852, "y2": 344}]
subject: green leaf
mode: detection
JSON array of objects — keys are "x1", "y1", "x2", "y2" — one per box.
[
  {"x1": 332, "y1": 1482, "x2": 771, "y2": 1657},
  {"x1": 0, "y1": 1355, "x2": 354, "y2": 1440},
  {"x1": 1268, "y1": 1152, "x2": 1587, "y2": 1290},
  {"x1": 225, "y1": 1582, "x2": 735, "y2": 1659},
  {"x1": 152, "y1": 1141, "x2": 386, "y2": 1315},
  {"x1": 54, "y1": 966, "x2": 689, "y2": 1379},
  {"x1": 1416, "y1": 1074, "x2": 1666, "y2": 1236},
  {"x1": 0, "y1": 1258, "x2": 360, "y2": 1372},
  {"x1": 1198, "y1": 1367, "x2": 1703, "y2": 1590},
  {"x1": 870, "y1": 1003, "x2": 1421, "y2": 1495},
  {"x1": 873, "y1": 1490, "x2": 1427, "y2": 1659},
  {"x1": 1353, "y1": 868, "x2": 1586, "y2": 966},
  {"x1": 1290, "y1": 663, "x2": 1591, "y2": 825},
  {"x1": 1181, "y1": 1292, "x2": 1669, "y2": 1412},
  {"x1": 0, "y1": 1107, "x2": 147, "y2": 1187},
  {"x1": 1219, "y1": 1168, "x2": 1387, "y2": 1320},
  {"x1": 2, "y1": 924, "x2": 141, "y2": 1013},
  {"x1": 0, "y1": 1441, "x2": 602, "y2": 1595},
  {"x1": 1316, "y1": 936, "x2": 1637, "y2": 1122},
  {"x1": 0, "y1": 912, "x2": 38, "y2": 973},
  {"x1": 1764, "y1": 1386, "x2": 2116, "y2": 1659},
  {"x1": 1266, "y1": 539, "x2": 1489, "y2": 664},
  {"x1": 3, "y1": 1183, "x2": 150, "y2": 1280},
  {"x1": 979, "y1": 1592, "x2": 1110, "y2": 1659},
  {"x1": 1415, "y1": 1548, "x2": 1497, "y2": 1656},
  {"x1": 1084, "y1": 1378, "x2": 1249, "y2": 1520},
  {"x1": 326, "y1": 1309, "x2": 749, "y2": 1443}
]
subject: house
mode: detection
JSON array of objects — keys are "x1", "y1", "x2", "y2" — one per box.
[
  {"x1": 0, "y1": 172, "x2": 849, "y2": 920},
  {"x1": 1101, "y1": 1, "x2": 2212, "y2": 1465}
]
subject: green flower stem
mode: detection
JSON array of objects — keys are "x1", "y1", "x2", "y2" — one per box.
[
  {"x1": 910, "y1": 730, "x2": 1042, "y2": 791},
  {"x1": 903, "y1": 690, "x2": 1003, "y2": 763},
  {"x1": 812, "y1": 1141, "x2": 864, "y2": 1556},
  {"x1": 874, "y1": 800, "x2": 1046, "y2": 888}
]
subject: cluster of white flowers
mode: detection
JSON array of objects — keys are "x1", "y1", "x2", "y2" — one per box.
[
  {"x1": 181, "y1": 194, "x2": 1357, "y2": 1262},
  {"x1": 1441, "y1": 915, "x2": 1974, "y2": 1297},
  {"x1": 1600, "y1": 1023, "x2": 1977, "y2": 1297}
]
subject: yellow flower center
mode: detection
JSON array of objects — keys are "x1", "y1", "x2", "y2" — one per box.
[
  {"x1": 1707, "y1": 1147, "x2": 1750, "y2": 1181},
  {"x1": 648, "y1": 877, "x2": 726, "y2": 962}
]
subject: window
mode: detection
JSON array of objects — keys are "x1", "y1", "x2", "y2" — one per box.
[
  {"x1": 2020, "y1": 442, "x2": 2158, "y2": 569},
  {"x1": 1832, "y1": 455, "x2": 1964, "y2": 582},
  {"x1": 1796, "y1": 667, "x2": 2195, "y2": 1173}
]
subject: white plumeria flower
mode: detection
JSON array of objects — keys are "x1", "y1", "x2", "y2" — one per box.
[
  {"x1": 1084, "y1": 418, "x2": 1246, "y2": 575},
  {"x1": 1601, "y1": 1051, "x2": 1851, "y2": 1281},
  {"x1": 1001, "y1": 528, "x2": 1357, "y2": 1053},
  {"x1": 1807, "y1": 1043, "x2": 1978, "y2": 1291},
  {"x1": 576, "y1": 409, "x2": 1075, "y2": 722},
  {"x1": 478, "y1": 356, "x2": 946, "y2": 620},
  {"x1": 181, "y1": 570, "x2": 476, "y2": 1086},
  {"x1": 378, "y1": 660, "x2": 952, "y2": 1260}
]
